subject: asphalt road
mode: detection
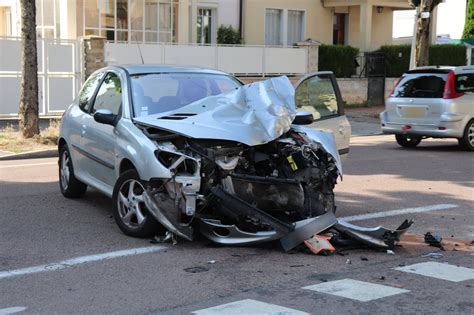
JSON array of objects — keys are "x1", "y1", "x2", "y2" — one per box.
[{"x1": 0, "y1": 135, "x2": 473, "y2": 314}]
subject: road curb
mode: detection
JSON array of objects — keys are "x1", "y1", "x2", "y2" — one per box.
[{"x1": 0, "y1": 149, "x2": 57, "y2": 161}]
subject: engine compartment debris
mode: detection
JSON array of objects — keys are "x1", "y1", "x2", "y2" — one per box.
[{"x1": 424, "y1": 232, "x2": 443, "y2": 249}]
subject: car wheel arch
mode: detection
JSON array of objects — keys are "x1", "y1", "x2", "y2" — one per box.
[
  {"x1": 58, "y1": 138, "x2": 67, "y2": 152},
  {"x1": 119, "y1": 158, "x2": 137, "y2": 175}
]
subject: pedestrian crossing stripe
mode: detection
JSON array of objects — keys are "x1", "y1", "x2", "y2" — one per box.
[
  {"x1": 192, "y1": 299, "x2": 309, "y2": 315},
  {"x1": 395, "y1": 262, "x2": 474, "y2": 282},
  {"x1": 303, "y1": 278, "x2": 410, "y2": 302}
]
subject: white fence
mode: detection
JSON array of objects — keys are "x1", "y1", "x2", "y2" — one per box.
[
  {"x1": 0, "y1": 37, "x2": 81, "y2": 118},
  {"x1": 105, "y1": 43, "x2": 308, "y2": 76},
  {"x1": 0, "y1": 40, "x2": 308, "y2": 118}
]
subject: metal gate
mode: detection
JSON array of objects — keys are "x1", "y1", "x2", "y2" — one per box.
[
  {"x1": 0, "y1": 37, "x2": 82, "y2": 118},
  {"x1": 364, "y1": 52, "x2": 386, "y2": 107}
]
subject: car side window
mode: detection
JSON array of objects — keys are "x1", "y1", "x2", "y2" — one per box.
[
  {"x1": 295, "y1": 75, "x2": 339, "y2": 121},
  {"x1": 78, "y1": 72, "x2": 103, "y2": 112},
  {"x1": 456, "y1": 73, "x2": 474, "y2": 93},
  {"x1": 91, "y1": 72, "x2": 122, "y2": 115}
]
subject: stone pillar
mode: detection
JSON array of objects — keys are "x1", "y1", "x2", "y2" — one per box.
[
  {"x1": 190, "y1": 0, "x2": 198, "y2": 43},
  {"x1": 359, "y1": 3, "x2": 373, "y2": 52},
  {"x1": 81, "y1": 36, "x2": 106, "y2": 81},
  {"x1": 178, "y1": 0, "x2": 190, "y2": 44},
  {"x1": 297, "y1": 40, "x2": 321, "y2": 73}
]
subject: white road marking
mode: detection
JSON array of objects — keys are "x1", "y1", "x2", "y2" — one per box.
[
  {"x1": 0, "y1": 162, "x2": 56, "y2": 169},
  {"x1": 303, "y1": 279, "x2": 409, "y2": 302},
  {"x1": 0, "y1": 246, "x2": 165, "y2": 280},
  {"x1": 192, "y1": 299, "x2": 309, "y2": 315},
  {"x1": 0, "y1": 307, "x2": 27, "y2": 315},
  {"x1": 396, "y1": 262, "x2": 474, "y2": 282},
  {"x1": 340, "y1": 204, "x2": 459, "y2": 222}
]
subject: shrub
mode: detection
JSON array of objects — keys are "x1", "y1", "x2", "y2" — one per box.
[
  {"x1": 217, "y1": 25, "x2": 241, "y2": 45},
  {"x1": 318, "y1": 45, "x2": 359, "y2": 78},
  {"x1": 429, "y1": 44, "x2": 466, "y2": 66},
  {"x1": 378, "y1": 44, "x2": 467, "y2": 77},
  {"x1": 379, "y1": 45, "x2": 411, "y2": 77}
]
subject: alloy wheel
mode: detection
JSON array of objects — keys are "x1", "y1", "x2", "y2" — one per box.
[
  {"x1": 469, "y1": 122, "x2": 474, "y2": 146},
  {"x1": 117, "y1": 179, "x2": 147, "y2": 229},
  {"x1": 60, "y1": 150, "x2": 70, "y2": 191}
]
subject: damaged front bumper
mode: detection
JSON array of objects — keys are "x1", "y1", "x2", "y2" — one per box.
[{"x1": 196, "y1": 186, "x2": 414, "y2": 251}]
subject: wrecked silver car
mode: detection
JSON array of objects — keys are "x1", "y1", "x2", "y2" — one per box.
[{"x1": 59, "y1": 65, "x2": 410, "y2": 251}]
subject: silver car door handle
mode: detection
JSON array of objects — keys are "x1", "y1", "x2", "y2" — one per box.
[{"x1": 81, "y1": 125, "x2": 86, "y2": 137}]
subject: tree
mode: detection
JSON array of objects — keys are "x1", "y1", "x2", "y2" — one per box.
[
  {"x1": 414, "y1": 0, "x2": 442, "y2": 67},
  {"x1": 19, "y1": 0, "x2": 39, "y2": 138},
  {"x1": 462, "y1": 0, "x2": 474, "y2": 39}
]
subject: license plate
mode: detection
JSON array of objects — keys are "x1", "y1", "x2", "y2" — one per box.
[{"x1": 398, "y1": 106, "x2": 427, "y2": 118}]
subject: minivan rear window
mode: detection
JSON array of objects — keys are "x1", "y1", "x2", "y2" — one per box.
[{"x1": 392, "y1": 73, "x2": 448, "y2": 98}]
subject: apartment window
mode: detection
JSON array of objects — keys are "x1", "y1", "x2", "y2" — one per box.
[
  {"x1": 287, "y1": 10, "x2": 304, "y2": 46},
  {"x1": 197, "y1": 8, "x2": 214, "y2": 44},
  {"x1": 36, "y1": 0, "x2": 60, "y2": 39},
  {"x1": 79, "y1": 0, "x2": 177, "y2": 43},
  {"x1": 265, "y1": 8, "x2": 282, "y2": 45},
  {"x1": 0, "y1": 7, "x2": 12, "y2": 36},
  {"x1": 265, "y1": 9, "x2": 304, "y2": 46}
]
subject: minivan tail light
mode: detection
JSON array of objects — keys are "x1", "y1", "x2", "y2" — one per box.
[
  {"x1": 443, "y1": 71, "x2": 464, "y2": 99},
  {"x1": 387, "y1": 76, "x2": 403, "y2": 98}
]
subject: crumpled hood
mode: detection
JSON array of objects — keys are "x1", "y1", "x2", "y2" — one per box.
[
  {"x1": 134, "y1": 76, "x2": 295, "y2": 146},
  {"x1": 134, "y1": 75, "x2": 342, "y2": 174}
]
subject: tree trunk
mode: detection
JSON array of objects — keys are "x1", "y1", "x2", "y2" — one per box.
[
  {"x1": 414, "y1": 0, "x2": 441, "y2": 67},
  {"x1": 19, "y1": 0, "x2": 39, "y2": 138}
]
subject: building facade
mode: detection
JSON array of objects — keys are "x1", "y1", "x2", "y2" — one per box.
[
  {"x1": 0, "y1": 0, "x2": 240, "y2": 44},
  {"x1": 242, "y1": 0, "x2": 413, "y2": 51},
  {"x1": 0, "y1": 0, "x2": 420, "y2": 52}
]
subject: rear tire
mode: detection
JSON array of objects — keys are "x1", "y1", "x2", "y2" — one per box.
[
  {"x1": 112, "y1": 169, "x2": 162, "y2": 238},
  {"x1": 59, "y1": 145, "x2": 87, "y2": 198},
  {"x1": 458, "y1": 120, "x2": 474, "y2": 151},
  {"x1": 395, "y1": 134, "x2": 422, "y2": 148}
]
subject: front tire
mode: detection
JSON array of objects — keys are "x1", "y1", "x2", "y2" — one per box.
[
  {"x1": 112, "y1": 169, "x2": 161, "y2": 238},
  {"x1": 59, "y1": 145, "x2": 87, "y2": 198},
  {"x1": 458, "y1": 120, "x2": 474, "y2": 151},
  {"x1": 395, "y1": 134, "x2": 422, "y2": 148}
]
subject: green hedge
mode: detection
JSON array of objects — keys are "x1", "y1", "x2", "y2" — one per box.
[
  {"x1": 318, "y1": 45, "x2": 359, "y2": 78},
  {"x1": 378, "y1": 44, "x2": 467, "y2": 77},
  {"x1": 430, "y1": 45, "x2": 467, "y2": 66},
  {"x1": 378, "y1": 45, "x2": 411, "y2": 77}
]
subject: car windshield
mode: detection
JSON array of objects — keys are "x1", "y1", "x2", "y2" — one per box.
[
  {"x1": 392, "y1": 73, "x2": 448, "y2": 98},
  {"x1": 130, "y1": 73, "x2": 241, "y2": 117}
]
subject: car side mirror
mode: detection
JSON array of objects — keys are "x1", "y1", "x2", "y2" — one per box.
[
  {"x1": 93, "y1": 108, "x2": 117, "y2": 126},
  {"x1": 293, "y1": 111, "x2": 314, "y2": 125}
]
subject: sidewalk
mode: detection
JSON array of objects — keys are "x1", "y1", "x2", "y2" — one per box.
[{"x1": 345, "y1": 105, "x2": 383, "y2": 137}]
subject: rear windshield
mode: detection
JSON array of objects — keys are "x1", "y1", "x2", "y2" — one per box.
[
  {"x1": 456, "y1": 74, "x2": 474, "y2": 92},
  {"x1": 392, "y1": 73, "x2": 448, "y2": 98}
]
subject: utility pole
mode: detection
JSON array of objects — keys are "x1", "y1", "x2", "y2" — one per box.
[{"x1": 409, "y1": 0, "x2": 442, "y2": 68}]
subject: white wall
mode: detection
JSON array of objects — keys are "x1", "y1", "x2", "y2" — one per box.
[
  {"x1": 217, "y1": 0, "x2": 240, "y2": 29},
  {"x1": 105, "y1": 42, "x2": 307, "y2": 75}
]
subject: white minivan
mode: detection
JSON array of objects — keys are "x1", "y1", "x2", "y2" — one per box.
[{"x1": 381, "y1": 66, "x2": 474, "y2": 151}]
